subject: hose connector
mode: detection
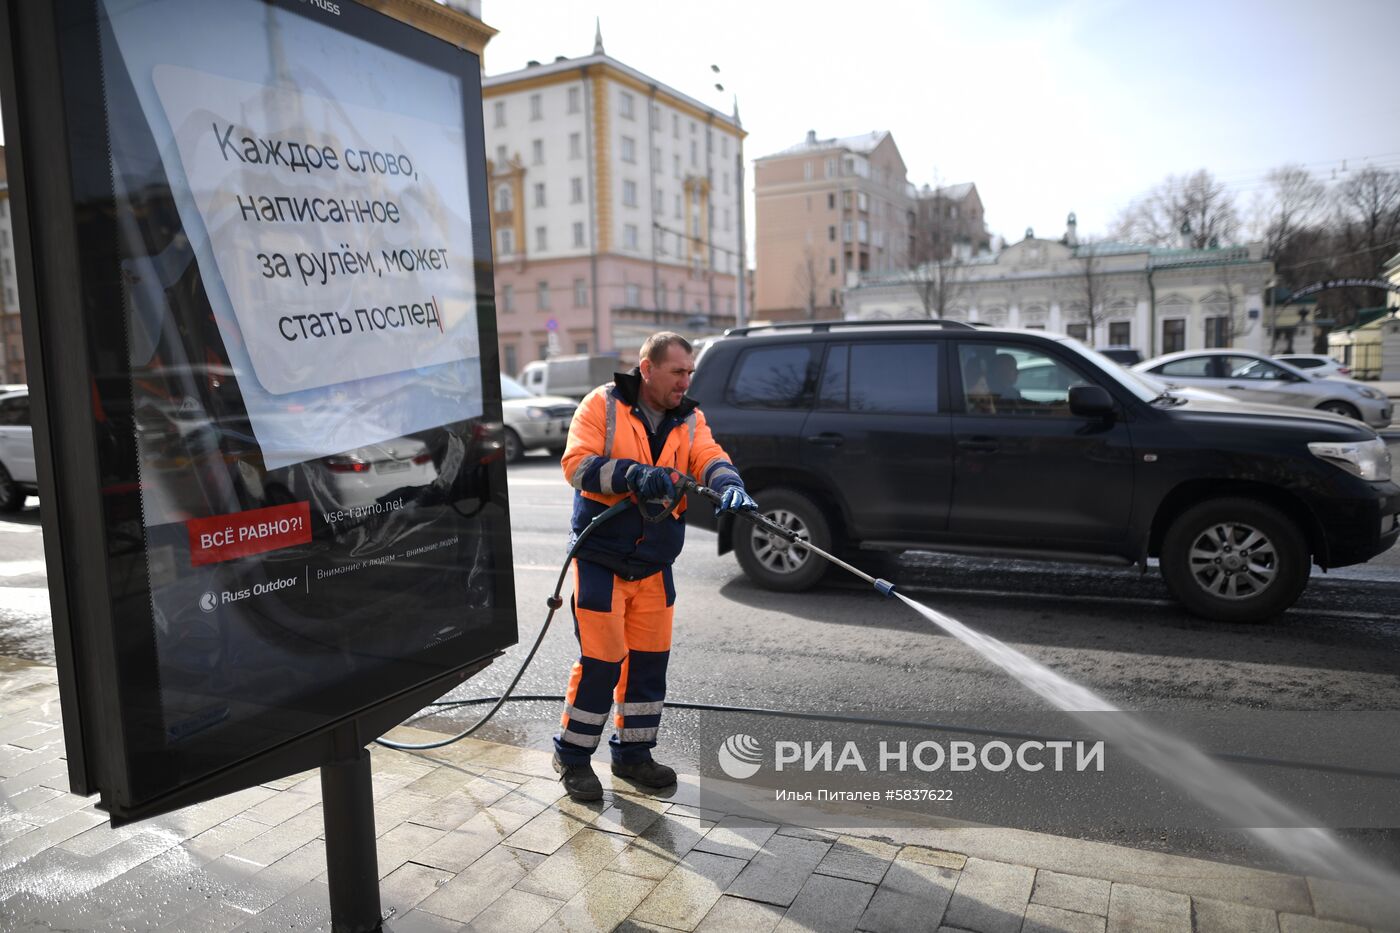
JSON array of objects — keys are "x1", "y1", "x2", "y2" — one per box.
[
  {"x1": 546, "y1": 596, "x2": 564, "y2": 611},
  {"x1": 873, "y1": 578, "x2": 897, "y2": 598}
]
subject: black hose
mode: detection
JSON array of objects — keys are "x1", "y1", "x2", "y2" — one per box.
[{"x1": 374, "y1": 498, "x2": 631, "y2": 751}]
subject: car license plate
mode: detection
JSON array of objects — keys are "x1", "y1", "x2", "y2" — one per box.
[{"x1": 378, "y1": 460, "x2": 409, "y2": 474}]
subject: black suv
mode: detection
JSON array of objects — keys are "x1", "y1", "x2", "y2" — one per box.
[{"x1": 686, "y1": 320, "x2": 1400, "y2": 623}]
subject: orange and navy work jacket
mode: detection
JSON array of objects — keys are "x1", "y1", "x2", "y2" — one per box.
[{"x1": 562, "y1": 369, "x2": 744, "y2": 580}]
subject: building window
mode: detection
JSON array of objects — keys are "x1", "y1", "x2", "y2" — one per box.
[
  {"x1": 493, "y1": 101, "x2": 505, "y2": 127},
  {"x1": 825, "y1": 158, "x2": 835, "y2": 177},
  {"x1": 534, "y1": 183, "x2": 546, "y2": 208},
  {"x1": 1066, "y1": 322, "x2": 1088, "y2": 342},
  {"x1": 573, "y1": 222, "x2": 585, "y2": 248},
  {"x1": 658, "y1": 283, "x2": 668, "y2": 309},
  {"x1": 678, "y1": 285, "x2": 686, "y2": 308},
  {"x1": 625, "y1": 283, "x2": 641, "y2": 306},
  {"x1": 575, "y1": 341, "x2": 589, "y2": 354},
  {"x1": 539, "y1": 342, "x2": 549, "y2": 359},
  {"x1": 673, "y1": 155, "x2": 680, "y2": 179},
  {"x1": 624, "y1": 224, "x2": 639, "y2": 250},
  {"x1": 654, "y1": 189, "x2": 664, "y2": 214},
  {"x1": 1108, "y1": 321, "x2": 1131, "y2": 346},
  {"x1": 504, "y1": 344, "x2": 517, "y2": 374},
  {"x1": 804, "y1": 161, "x2": 813, "y2": 180},
  {"x1": 653, "y1": 146, "x2": 662, "y2": 169},
  {"x1": 538, "y1": 281, "x2": 551, "y2": 311},
  {"x1": 574, "y1": 278, "x2": 588, "y2": 307},
  {"x1": 568, "y1": 86, "x2": 580, "y2": 113},
  {"x1": 722, "y1": 173, "x2": 729, "y2": 194},
  {"x1": 828, "y1": 193, "x2": 836, "y2": 210},
  {"x1": 672, "y1": 114, "x2": 679, "y2": 138},
  {"x1": 1162, "y1": 318, "x2": 1186, "y2": 354},
  {"x1": 531, "y1": 139, "x2": 544, "y2": 164},
  {"x1": 828, "y1": 225, "x2": 836, "y2": 242},
  {"x1": 569, "y1": 132, "x2": 582, "y2": 159},
  {"x1": 621, "y1": 136, "x2": 636, "y2": 163},
  {"x1": 1204, "y1": 315, "x2": 1230, "y2": 348},
  {"x1": 501, "y1": 285, "x2": 514, "y2": 313},
  {"x1": 829, "y1": 257, "x2": 836, "y2": 275},
  {"x1": 723, "y1": 208, "x2": 731, "y2": 231},
  {"x1": 858, "y1": 220, "x2": 868, "y2": 243},
  {"x1": 497, "y1": 228, "x2": 513, "y2": 256},
  {"x1": 529, "y1": 93, "x2": 542, "y2": 120},
  {"x1": 651, "y1": 103, "x2": 660, "y2": 124},
  {"x1": 570, "y1": 177, "x2": 583, "y2": 204},
  {"x1": 722, "y1": 136, "x2": 729, "y2": 158},
  {"x1": 494, "y1": 144, "x2": 507, "y2": 165},
  {"x1": 689, "y1": 140, "x2": 697, "y2": 166},
  {"x1": 620, "y1": 92, "x2": 635, "y2": 120},
  {"x1": 496, "y1": 184, "x2": 512, "y2": 212},
  {"x1": 857, "y1": 192, "x2": 868, "y2": 211},
  {"x1": 535, "y1": 226, "x2": 548, "y2": 251},
  {"x1": 622, "y1": 180, "x2": 638, "y2": 207},
  {"x1": 842, "y1": 221, "x2": 851, "y2": 242},
  {"x1": 675, "y1": 194, "x2": 682, "y2": 219}
]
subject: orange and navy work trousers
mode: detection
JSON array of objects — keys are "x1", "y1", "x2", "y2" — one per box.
[{"x1": 555, "y1": 558, "x2": 675, "y2": 765}]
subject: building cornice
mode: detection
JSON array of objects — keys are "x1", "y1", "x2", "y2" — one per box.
[{"x1": 359, "y1": 0, "x2": 496, "y2": 55}]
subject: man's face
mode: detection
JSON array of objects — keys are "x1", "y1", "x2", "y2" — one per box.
[{"x1": 640, "y1": 344, "x2": 695, "y2": 410}]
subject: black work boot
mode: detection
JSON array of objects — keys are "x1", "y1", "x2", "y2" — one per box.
[
  {"x1": 611, "y1": 757, "x2": 677, "y2": 789},
  {"x1": 552, "y1": 753, "x2": 603, "y2": 801}
]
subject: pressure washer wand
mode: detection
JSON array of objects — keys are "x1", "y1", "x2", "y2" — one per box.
[{"x1": 675, "y1": 475, "x2": 897, "y2": 598}]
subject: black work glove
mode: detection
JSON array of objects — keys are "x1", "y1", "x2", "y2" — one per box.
[{"x1": 626, "y1": 464, "x2": 676, "y2": 501}]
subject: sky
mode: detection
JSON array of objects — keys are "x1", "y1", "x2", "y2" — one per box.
[{"x1": 479, "y1": 0, "x2": 1400, "y2": 247}]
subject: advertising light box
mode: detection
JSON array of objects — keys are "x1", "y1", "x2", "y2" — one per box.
[{"x1": 1, "y1": 0, "x2": 515, "y2": 820}]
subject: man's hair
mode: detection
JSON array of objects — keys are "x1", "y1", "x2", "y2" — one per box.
[{"x1": 639, "y1": 331, "x2": 693, "y2": 365}]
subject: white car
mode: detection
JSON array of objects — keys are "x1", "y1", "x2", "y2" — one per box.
[
  {"x1": 1133, "y1": 349, "x2": 1391, "y2": 428},
  {"x1": 1274, "y1": 354, "x2": 1352, "y2": 379},
  {"x1": 0, "y1": 389, "x2": 36, "y2": 511},
  {"x1": 501, "y1": 374, "x2": 576, "y2": 463}
]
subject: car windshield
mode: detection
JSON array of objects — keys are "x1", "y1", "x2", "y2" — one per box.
[
  {"x1": 500, "y1": 374, "x2": 536, "y2": 400},
  {"x1": 1053, "y1": 337, "x2": 1165, "y2": 401}
]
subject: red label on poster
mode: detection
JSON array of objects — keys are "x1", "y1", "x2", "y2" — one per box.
[{"x1": 187, "y1": 501, "x2": 312, "y2": 566}]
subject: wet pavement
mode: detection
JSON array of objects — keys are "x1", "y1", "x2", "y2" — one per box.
[{"x1": 0, "y1": 655, "x2": 1397, "y2": 932}]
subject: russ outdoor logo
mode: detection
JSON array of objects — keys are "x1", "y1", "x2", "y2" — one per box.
[{"x1": 717, "y1": 734, "x2": 763, "y2": 779}]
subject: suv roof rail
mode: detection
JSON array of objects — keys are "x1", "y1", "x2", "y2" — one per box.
[{"x1": 723, "y1": 318, "x2": 976, "y2": 337}]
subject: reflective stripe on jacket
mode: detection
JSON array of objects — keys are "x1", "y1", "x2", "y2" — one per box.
[{"x1": 561, "y1": 370, "x2": 743, "y2": 580}]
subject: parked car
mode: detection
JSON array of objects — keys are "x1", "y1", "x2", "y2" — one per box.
[
  {"x1": 1094, "y1": 346, "x2": 1143, "y2": 366},
  {"x1": 501, "y1": 374, "x2": 576, "y2": 463},
  {"x1": 1274, "y1": 354, "x2": 1352, "y2": 379},
  {"x1": 686, "y1": 321, "x2": 1400, "y2": 623},
  {"x1": 0, "y1": 389, "x2": 36, "y2": 511},
  {"x1": 1132, "y1": 349, "x2": 1390, "y2": 428}
]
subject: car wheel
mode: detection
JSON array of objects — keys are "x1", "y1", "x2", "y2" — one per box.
[
  {"x1": 1159, "y1": 498, "x2": 1308, "y2": 623},
  {"x1": 733, "y1": 488, "x2": 833, "y2": 592},
  {"x1": 1316, "y1": 400, "x2": 1360, "y2": 420},
  {"x1": 503, "y1": 428, "x2": 524, "y2": 464},
  {"x1": 0, "y1": 463, "x2": 22, "y2": 513}
]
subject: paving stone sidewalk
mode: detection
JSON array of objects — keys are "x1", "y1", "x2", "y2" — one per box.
[{"x1": 1, "y1": 656, "x2": 1396, "y2": 933}]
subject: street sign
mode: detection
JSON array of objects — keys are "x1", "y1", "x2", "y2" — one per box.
[
  {"x1": 0, "y1": 0, "x2": 516, "y2": 826},
  {"x1": 546, "y1": 317, "x2": 559, "y2": 331}
]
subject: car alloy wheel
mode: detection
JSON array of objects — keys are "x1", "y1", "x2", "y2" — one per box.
[
  {"x1": 749, "y1": 508, "x2": 813, "y2": 575},
  {"x1": 733, "y1": 487, "x2": 833, "y2": 591},
  {"x1": 503, "y1": 428, "x2": 523, "y2": 464},
  {"x1": 0, "y1": 463, "x2": 20, "y2": 513},
  {"x1": 1185, "y1": 521, "x2": 1277, "y2": 600},
  {"x1": 1317, "y1": 401, "x2": 1360, "y2": 420},
  {"x1": 1159, "y1": 497, "x2": 1308, "y2": 623}
]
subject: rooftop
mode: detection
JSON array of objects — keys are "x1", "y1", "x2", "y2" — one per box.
[{"x1": 759, "y1": 129, "x2": 891, "y2": 160}]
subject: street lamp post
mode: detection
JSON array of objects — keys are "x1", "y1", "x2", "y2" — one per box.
[{"x1": 710, "y1": 64, "x2": 747, "y2": 329}]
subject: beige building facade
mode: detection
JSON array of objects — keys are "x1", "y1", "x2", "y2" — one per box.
[
  {"x1": 846, "y1": 231, "x2": 1276, "y2": 357},
  {"x1": 754, "y1": 131, "x2": 912, "y2": 321},
  {"x1": 482, "y1": 36, "x2": 744, "y2": 375}
]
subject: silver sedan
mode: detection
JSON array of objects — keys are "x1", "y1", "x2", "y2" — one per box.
[{"x1": 1132, "y1": 349, "x2": 1391, "y2": 428}]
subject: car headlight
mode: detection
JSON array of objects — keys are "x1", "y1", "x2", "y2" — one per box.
[
  {"x1": 1351, "y1": 385, "x2": 1384, "y2": 401},
  {"x1": 524, "y1": 406, "x2": 548, "y2": 419},
  {"x1": 1308, "y1": 438, "x2": 1392, "y2": 481}
]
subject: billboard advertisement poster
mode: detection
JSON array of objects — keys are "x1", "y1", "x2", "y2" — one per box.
[{"x1": 7, "y1": 0, "x2": 517, "y2": 815}]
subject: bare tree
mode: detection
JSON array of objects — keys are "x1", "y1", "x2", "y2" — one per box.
[
  {"x1": 908, "y1": 186, "x2": 965, "y2": 319},
  {"x1": 1113, "y1": 169, "x2": 1241, "y2": 249},
  {"x1": 1067, "y1": 242, "x2": 1109, "y2": 342},
  {"x1": 790, "y1": 246, "x2": 819, "y2": 319},
  {"x1": 1251, "y1": 164, "x2": 1326, "y2": 258}
]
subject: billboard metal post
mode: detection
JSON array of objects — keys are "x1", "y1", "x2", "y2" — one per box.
[{"x1": 321, "y1": 733, "x2": 382, "y2": 933}]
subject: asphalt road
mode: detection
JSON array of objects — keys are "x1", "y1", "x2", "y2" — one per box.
[{"x1": 1, "y1": 432, "x2": 1397, "y2": 873}]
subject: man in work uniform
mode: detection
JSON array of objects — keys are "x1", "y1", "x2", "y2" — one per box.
[{"x1": 554, "y1": 332, "x2": 755, "y2": 801}]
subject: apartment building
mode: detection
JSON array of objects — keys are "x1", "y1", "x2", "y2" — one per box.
[
  {"x1": 753, "y1": 130, "x2": 911, "y2": 321},
  {"x1": 913, "y1": 182, "x2": 991, "y2": 261},
  {"x1": 482, "y1": 32, "x2": 744, "y2": 374}
]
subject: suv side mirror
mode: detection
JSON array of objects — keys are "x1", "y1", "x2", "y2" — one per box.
[{"x1": 1069, "y1": 384, "x2": 1115, "y2": 418}]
